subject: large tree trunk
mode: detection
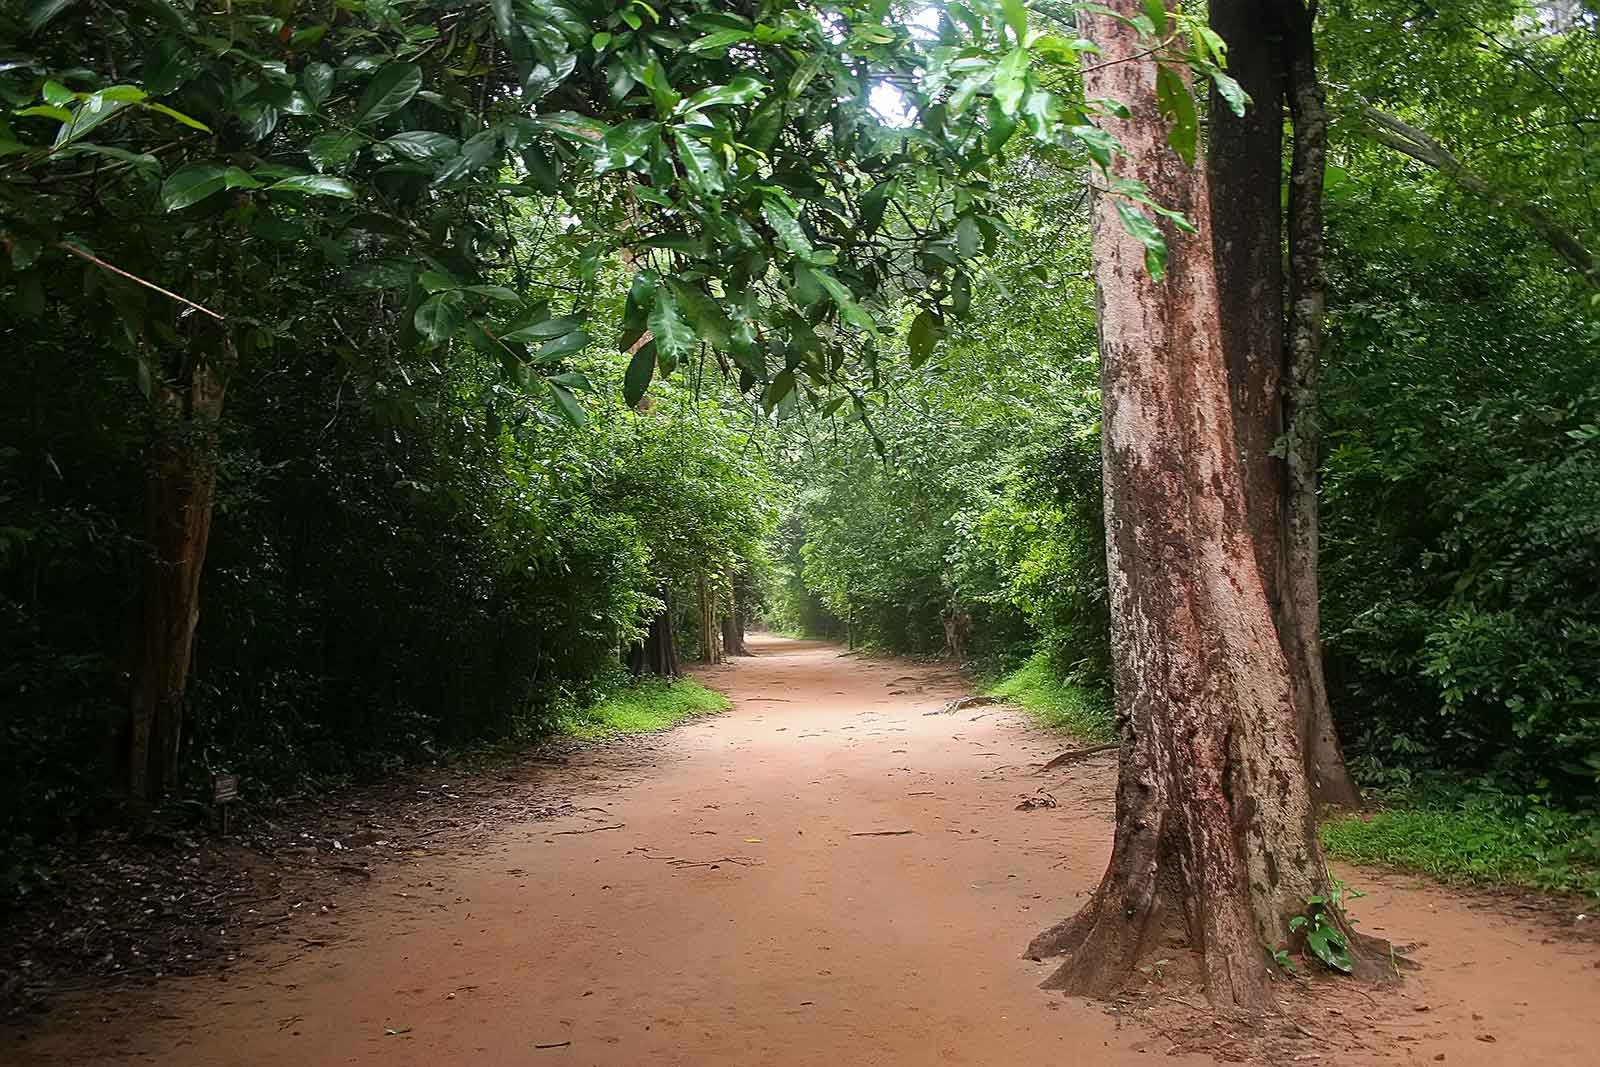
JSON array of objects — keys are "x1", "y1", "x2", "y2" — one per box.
[
  {"x1": 630, "y1": 587, "x2": 681, "y2": 677},
  {"x1": 1206, "y1": 0, "x2": 1360, "y2": 810},
  {"x1": 1026, "y1": 5, "x2": 1380, "y2": 1008},
  {"x1": 128, "y1": 353, "x2": 226, "y2": 805},
  {"x1": 1282, "y1": 1, "x2": 1361, "y2": 811}
]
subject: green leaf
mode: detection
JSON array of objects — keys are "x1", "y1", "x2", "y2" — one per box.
[
  {"x1": 353, "y1": 63, "x2": 421, "y2": 126},
  {"x1": 145, "y1": 102, "x2": 212, "y2": 132},
  {"x1": 986, "y1": 96, "x2": 1018, "y2": 155},
  {"x1": 26, "y1": 0, "x2": 75, "y2": 32},
  {"x1": 762, "y1": 367, "x2": 795, "y2": 414},
  {"x1": 308, "y1": 130, "x2": 362, "y2": 171},
  {"x1": 811, "y1": 269, "x2": 879, "y2": 337},
  {"x1": 1000, "y1": 0, "x2": 1029, "y2": 40},
  {"x1": 1209, "y1": 67, "x2": 1248, "y2": 118},
  {"x1": 623, "y1": 342, "x2": 656, "y2": 405},
  {"x1": 1024, "y1": 90, "x2": 1062, "y2": 141},
  {"x1": 667, "y1": 279, "x2": 731, "y2": 348},
  {"x1": 1141, "y1": 0, "x2": 1169, "y2": 35},
  {"x1": 503, "y1": 314, "x2": 584, "y2": 342},
  {"x1": 383, "y1": 131, "x2": 459, "y2": 163},
  {"x1": 161, "y1": 163, "x2": 229, "y2": 211},
  {"x1": 992, "y1": 48, "x2": 1028, "y2": 117},
  {"x1": 1114, "y1": 201, "x2": 1168, "y2": 280},
  {"x1": 302, "y1": 62, "x2": 336, "y2": 108},
  {"x1": 550, "y1": 370, "x2": 594, "y2": 392},
  {"x1": 464, "y1": 284, "x2": 521, "y2": 303},
  {"x1": 672, "y1": 128, "x2": 724, "y2": 193},
  {"x1": 742, "y1": 96, "x2": 783, "y2": 152},
  {"x1": 687, "y1": 29, "x2": 752, "y2": 54},
  {"x1": 41, "y1": 80, "x2": 71, "y2": 106},
  {"x1": 763, "y1": 199, "x2": 814, "y2": 260},
  {"x1": 53, "y1": 92, "x2": 136, "y2": 147},
  {"x1": 649, "y1": 285, "x2": 697, "y2": 373},
  {"x1": 548, "y1": 380, "x2": 586, "y2": 426},
  {"x1": 681, "y1": 77, "x2": 767, "y2": 114},
  {"x1": 15, "y1": 104, "x2": 72, "y2": 122},
  {"x1": 1070, "y1": 124, "x2": 1120, "y2": 169},
  {"x1": 956, "y1": 216, "x2": 981, "y2": 260},
  {"x1": 1305, "y1": 924, "x2": 1352, "y2": 974},
  {"x1": 268, "y1": 174, "x2": 357, "y2": 199},
  {"x1": 414, "y1": 290, "x2": 465, "y2": 344},
  {"x1": 595, "y1": 119, "x2": 659, "y2": 174},
  {"x1": 1155, "y1": 64, "x2": 1197, "y2": 166},
  {"x1": 907, "y1": 310, "x2": 937, "y2": 368},
  {"x1": 532, "y1": 329, "x2": 591, "y2": 363}
]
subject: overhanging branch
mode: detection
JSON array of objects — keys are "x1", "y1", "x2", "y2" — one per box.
[{"x1": 1359, "y1": 103, "x2": 1599, "y2": 288}]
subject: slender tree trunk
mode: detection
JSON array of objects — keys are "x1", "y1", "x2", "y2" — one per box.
[
  {"x1": 1283, "y1": 1, "x2": 1361, "y2": 810},
  {"x1": 696, "y1": 574, "x2": 722, "y2": 664},
  {"x1": 1027, "y1": 6, "x2": 1383, "y2": 1007},
  {"x1": 1206, "y1": 0, "x2": 1360, "y2": 809},
  {"x1": 128, "y1": 353, "x2": 226, "y2": 804},
  {"x1": 721, "y1": 575, "x2": 749, "y2": 655}
]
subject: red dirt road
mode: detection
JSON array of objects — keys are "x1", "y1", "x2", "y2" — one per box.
[{"x1": 15, "y1": 637, "x2": 1600, "y2": 1064}]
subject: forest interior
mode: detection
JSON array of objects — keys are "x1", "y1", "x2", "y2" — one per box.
[{"x1": 2, "y1": 0, "x2": 1599, "y2": 1064}]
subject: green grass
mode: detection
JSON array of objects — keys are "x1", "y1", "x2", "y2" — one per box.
[
  {"x1": 558, "y1": 678, "x2": 730, "y2": 740},
  {"x1": 1321, "y1": 800, "x2": 1600, "y2": 902},
  {"x1": 987, "y1": 651, "x2": 1114, "y2": 742}
]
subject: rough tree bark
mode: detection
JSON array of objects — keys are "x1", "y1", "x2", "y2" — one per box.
[
  {"x1": 1206, "y1": 0, "x2": 1359, "y2": 810},
  {"x1": 1026, "y1": 5, "x2": 1384, "y2": 1008},
  {"x1": 127, "y1": 349, "x2": 227, "y2": 804}
]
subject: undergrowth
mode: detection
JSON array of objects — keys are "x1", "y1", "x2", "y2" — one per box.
[
  {"x1": 986, "y1": 651, "x2": 1114, "y2": 743},
  {"x1": 557, "y1": 678, "x2": 730, "y2": 740},
  {"x1": 1321, "y1": 795, "x2": 1600, "y2": 903}
]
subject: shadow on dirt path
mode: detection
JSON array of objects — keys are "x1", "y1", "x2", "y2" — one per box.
[{"x1": 9, "y1": 636, "x2": 1600, "y2": 1065}]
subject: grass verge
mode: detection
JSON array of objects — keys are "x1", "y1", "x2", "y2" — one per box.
[
  {"x1": 1321, "y1": 799, "x2": 1600, "y2": 902},
  {"x1": 557, "y1": 677, "x2": 730, "y2": 740},
  {"x1": 986, "y1": 651, "x2": 1114, "y2": 743}
]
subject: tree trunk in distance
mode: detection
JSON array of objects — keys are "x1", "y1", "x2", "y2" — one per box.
[
  {"x1": 696, "y1": 574, "x2": 722, "y2": 664},
  {"x1": 1026, "y1": 4, "x2": 1389, "y2": 1008},
  {"x1": 1283, "y1": 1, "x2": 1362, "y2": 811},
  {"x1": 128, "y1": 352, "x2": 226, "y2": 804},
  {"x1": 1207, "y1": 0, "x2": 1360, "y2": 810},
  {"x1": 721, "y1": 575, "x2": 749, "y2": 656},
  {"x1": 629, "y1": 588, "x2": 680, "y2": 677}
]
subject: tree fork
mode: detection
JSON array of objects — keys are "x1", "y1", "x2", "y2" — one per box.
[{"x1": 1029, "y1": 3, "x2": 1390, "y2": 1008}]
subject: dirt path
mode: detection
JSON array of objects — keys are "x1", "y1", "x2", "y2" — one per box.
[{"x1": 13, "y1": 637, "x2": 1600, "y2": 1065}]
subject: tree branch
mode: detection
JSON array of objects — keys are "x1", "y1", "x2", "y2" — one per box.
[{"x1": 1358, "y1": 104, "x2": 1599, "y2": 288}]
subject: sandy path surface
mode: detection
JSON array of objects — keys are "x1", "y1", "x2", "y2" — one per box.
[{"x1": 15, "y1": 636, "x2": 1600, "y2": 1065}]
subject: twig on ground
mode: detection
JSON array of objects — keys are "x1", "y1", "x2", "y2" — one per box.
[
  {"x1": 850, "y1": 830, "x2": 917, "y2": 836},
  {"x1": 1036, "y1": 743, "x2": 1118, "y2": 772},
  {"x1": 550, "y1": 823, "x2": 625, "y2": 836},
  {"x1": 924, "y1": 696, "x2": 999, "y2": 716}
]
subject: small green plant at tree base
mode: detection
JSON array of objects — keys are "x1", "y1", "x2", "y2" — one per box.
[
  {"x1": 1290, "y1": 907, "x2": 1353, "y2": 974},
  {"x1": 1273, "y1": 878, "x2": 1365, "y2": 975}
]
